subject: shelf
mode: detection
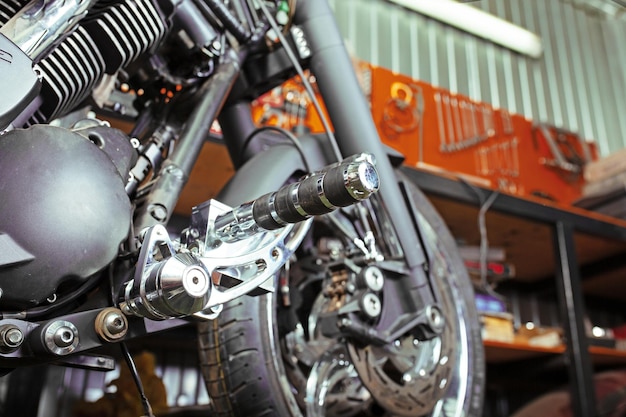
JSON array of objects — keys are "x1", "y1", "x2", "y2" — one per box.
[
  {"x1": 484, "y1": 340, "x2": 626, "y2": 366},
  {"x1": 484, "y1": 340, "x2": 564, "y2": 364},
  {"x1": 582, "y1": 263, "x2": 626, "y2": 301},
  {"x1": 589, "y1": 345, "x2": 626, "y2": 365},
  {"x1": 402, "y1": 166, "x2": 626, "y2": 416},
  {"x1": 402, "y1": 167, "x2": 626, "y2": 299},
  {"x1": 428, "y1": 194, "x2": 626, "y2": 284}
]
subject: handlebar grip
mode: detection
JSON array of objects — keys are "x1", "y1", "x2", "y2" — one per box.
[
  {"x1": 212, "y1": 153, "x2": 379, "y2": 243},
  {"x1": 252, "y1": 153, "x2": 379, "y2": 230}
]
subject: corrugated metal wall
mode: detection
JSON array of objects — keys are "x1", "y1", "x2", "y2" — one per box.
[{"x1": 328, "y1": 0, "x2": 626, "y2": 156}]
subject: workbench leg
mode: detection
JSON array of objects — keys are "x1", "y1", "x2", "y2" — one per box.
[{"x1": 553, "y1": 221, "x2": 597, "y2": 417}]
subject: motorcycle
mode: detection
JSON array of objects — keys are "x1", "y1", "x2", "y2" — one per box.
[{"x1": 0, "y1": 0, "x2": 485, "y2": 415}]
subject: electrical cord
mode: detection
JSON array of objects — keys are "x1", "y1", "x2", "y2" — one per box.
[
  {"x1": 460, "y1": 179, "x2": 503, "y2": 299},
  {"x1": 120, "y1": 342, "x2": 156, "y2": 417},
  {"x1": 477, "y1": 190, "x2": 501, "y2": 299},
  {"x1": 0, "y1": 274, "x2": 102, "y2": 320}
]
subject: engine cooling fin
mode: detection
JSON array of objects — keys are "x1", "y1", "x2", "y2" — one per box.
[
  {"x1": 0, "y1": 0, "x2": 29, "y2": 26},
  {"x1": 15, "y1": 0, "x2": 170, "y2": 124},
  {"x1": 28, "y1": 26, "x2": 106, "y2": 125},
  {"x1": 84, "y1": 0, "x2": 169, "y2": 73}
]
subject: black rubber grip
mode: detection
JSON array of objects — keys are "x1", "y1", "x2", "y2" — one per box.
[{"x1": 252, "y1": 154, "x2": 379, "y2": 230}]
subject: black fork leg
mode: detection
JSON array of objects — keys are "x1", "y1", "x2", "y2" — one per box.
[{"x1": 293, "y1": 1, "x2": 429, "y2": 279}]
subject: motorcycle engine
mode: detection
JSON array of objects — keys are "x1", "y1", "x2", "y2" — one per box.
[
  {"x1": 0, "y1": 0, "x2": 171, "y2": 310},
  {"x1": 0, "y1": 124, "x2": 133, "y2": 310},
  {"x1": 0, "y1": 0, "x2": 220, "y2": 310}
]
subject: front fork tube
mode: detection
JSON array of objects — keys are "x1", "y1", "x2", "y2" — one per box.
[{"x1": 292, "y1": 1, "x2": 438, "y2": 311}]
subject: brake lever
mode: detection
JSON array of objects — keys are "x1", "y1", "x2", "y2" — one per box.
[{"x1": 211, "y1": 152, "x2": 379, "y2": 243}]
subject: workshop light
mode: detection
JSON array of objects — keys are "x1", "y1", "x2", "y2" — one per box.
[{"x1": 386, "y1": 0, "x2": 544, "y2": 58}]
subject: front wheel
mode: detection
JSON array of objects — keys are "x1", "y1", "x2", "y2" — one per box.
[{"x1": 198, "y1": 170, "x2": 485, "y2": 416}]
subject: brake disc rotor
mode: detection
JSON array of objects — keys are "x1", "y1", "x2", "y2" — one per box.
[
  {"x1": 347, "y1": 329, "x2": 455, "y2": 416},
  {"x1": 347, "y1": 261, "x2": 457, "y2": 416}
]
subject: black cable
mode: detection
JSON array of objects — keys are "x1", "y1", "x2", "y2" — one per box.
[
  {"x1": 0, "y1": 274, "x2": 102, "y2": 320},
  {"x1": 120, "y1": 342, "x2": 156, "y2": 417},
  {"x1": 459, "y1": 179, "x2": 503, "y2": 300},
  {"x1": 240, "y1": 125, "x2": 311, "y2": 172},
  {"x1": 109, "y1": 261, "x2": 155, "y2": 417}
]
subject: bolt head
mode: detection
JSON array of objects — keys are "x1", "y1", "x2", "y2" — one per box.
[
  {"x1": 44, "y1": 321, "x2": 79, "y2": 355},
  {"x1": 104, "y1": 313, "x2": 127, "y2": 335},
  {"x1": 360, "y1": 292, "x2": 382, "y2": 318},
  {"x1": 362, "y1": 266, "x2": 384, "y2": 291},
  {"x1": 53, "y1": 326, "x2": 75, "y2": 348},
  {"x1": 1, "y1": 327, "x2": 24, "y2": 349},
  {"x1": 148, "y1": 204, "x2": 168, "y2": 222},
  {"x1": 426, "y1": 306, "x2": 445, "y2": 333},
  {"x1": 95, "y1": 308, "x2": 129, "y2": 342},
  {"x1": 6, "y1": 328, "x2": 23, "y2": 346}
]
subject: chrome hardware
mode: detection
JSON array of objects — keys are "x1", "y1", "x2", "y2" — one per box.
[
  {"x1": 0, "y1": 0, "x2": 99, "y2": 60},
  {"x1": 42, "y1": 320, "x2": 79, "y2": 356},
  {"x1": 95, "y1": 308, "x2": 129, "y2": 342},
  {"x1": 0, "y1": 324, "x2": 24, "y2": 351}
]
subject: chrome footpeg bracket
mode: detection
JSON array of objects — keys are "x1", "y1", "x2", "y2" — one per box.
[
  {"x1": 121, "y1": 199, "x2": 310, "y2": 321},
  {"x1": 194, "y1": 199, "x2": 310, "y2": 313}
]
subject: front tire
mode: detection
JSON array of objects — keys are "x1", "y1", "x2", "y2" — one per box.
[{"x1": 198, "y1": 171, "x2": 485, "y2": 416}]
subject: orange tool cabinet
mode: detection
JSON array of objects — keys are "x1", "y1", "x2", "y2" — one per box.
[{"x1": 251, "y1": 62, "x2": 597, "y2": 206}]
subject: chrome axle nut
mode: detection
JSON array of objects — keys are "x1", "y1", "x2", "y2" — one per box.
[{"x1": 182, "y1": 266, "x2": 210, "y2": 298}]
